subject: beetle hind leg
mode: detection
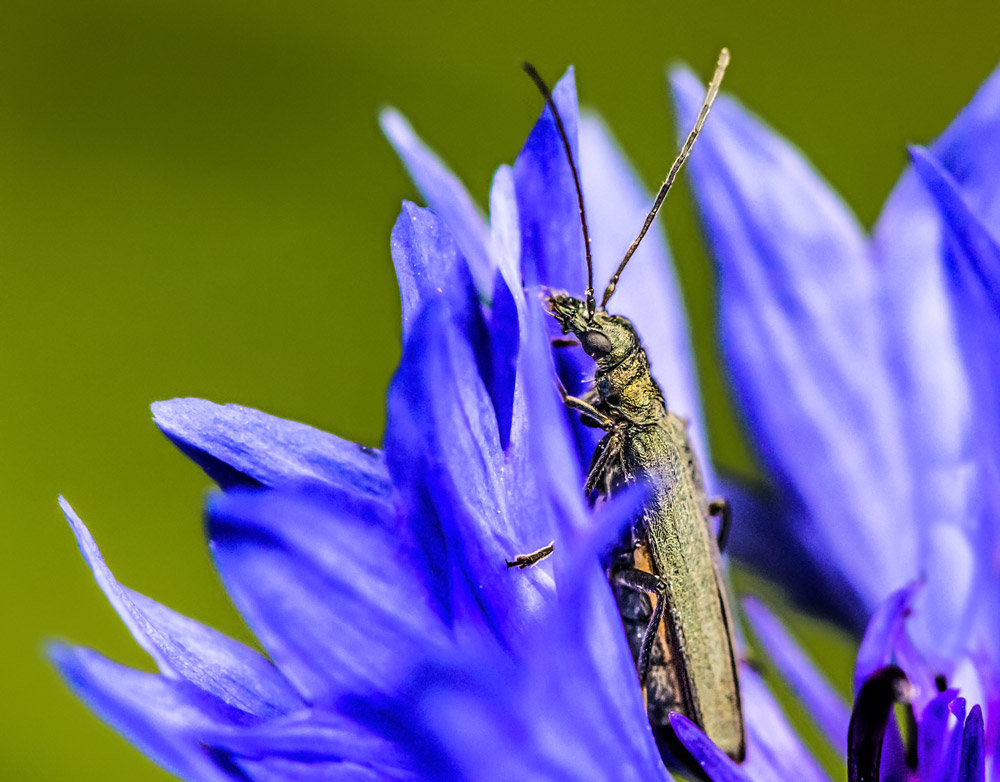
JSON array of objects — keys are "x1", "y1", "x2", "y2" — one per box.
[
  {"x1": 610, "y1": 565, "x2": 667, "y2": 683},
  {"x1": 708, "y1": 497, "x2": 732, "y2": 553}
]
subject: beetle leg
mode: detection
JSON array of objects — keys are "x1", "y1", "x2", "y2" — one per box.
[
  {"x1": 505, "y1": 540, "x2": 555, "y2": 570},
  {"x1": 551, "y1": 337, "x2": 580, "y2": 348},
  {"x1": 585, "y1": 428, "x2": 625, "y2": 498},
  {"x1": 611, "y1": 565, "x2": 667, "y2": 683},
  {"x1": 556, "y1": 379, "x2": 613, "y2": 429},
  {"x1": 563, "y1": 395, "x2": 613, "y2": 429},
  {"x1": 708, "y1": 497, "x2": 732, "y2": 553}
]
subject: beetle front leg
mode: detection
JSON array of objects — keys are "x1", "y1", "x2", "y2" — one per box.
[{"x1": 505, "y1": 540, "x2": 554, "y2": 570}]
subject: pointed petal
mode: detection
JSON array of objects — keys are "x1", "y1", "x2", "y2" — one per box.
[
  {"x1": 926, "y1": 62, "x2": 1000, "y2": 228},
  {"x1": 578, "y1": 113, "x2": 712, "y2": 484},
  {"x1": 152, "y1": 397, "x2": 392, "y2": 499},
  {"x1": 513, "y1": 68, "x2": 584, "y2": 293},
  {"x1": 512, "y1": 68, "x2": 604, "y2": 473},
  {"x1": 740, "y1": 668, "x2": 831, "y2": 782},
  {"x1": 48, "y1": 643, "x2": 249, "y2": 782},
  {"x1": 880, "y1": 149, "x2": 1000, "y2": 663},
  {"x1": 503, "y1": 239, "x2": 589, "y2": 542},
  {"x1": 936, "y1": 698, "x2": 970, "y2": 782},
  {"x1": 669, "y1": 714, "x2": 750, "y2": 782},
  {"x1": 917, "y1": 689, "x2": 962, "y2": 782},
  {"x1": 384, "y1": 298, "x2": 555, "y2": 645},
  {"x1": 957, "y1": 704, "x2": 985, "y2": 782},
  {"x1": 380, "y1": 108, "x2": 492, "y2": 293},
  {"x1": 485, "y1": 165, "x2": 523, "y2": 448},
  {"x1": 855, "y1": 586, "x2": 912, "y2": 690},
  {"x1": 59, "y1": 497, "x2": 302, "y2": 717},
  {"x1": 873, "y1": 69, "x2": 1000, "y2": 657},
  {"x1": 855, "y1": 584, "x2": 938, "y2": 711},
  {"x1": 391, "y1": 201, "x2": 479, "y2": 341},
  {"x1": 909, "y1": 146, "x2": 1000, "y2": 308},
  {"x1": 743, "y1": 597, "x2": 850, "y2": 754},
  {"x1": 390, "y1": 200, "x2": 495, "y2": 425},
  {"x1": 671, "y1": 66, "x2": 914, "y2": 609},
  {"x1": 207, "y1": 486, "x2": 446, "y2": 705}
]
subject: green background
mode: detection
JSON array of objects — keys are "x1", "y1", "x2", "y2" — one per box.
[{"x1": 2, "y1": 1, "x2": 997, "y2": 779}]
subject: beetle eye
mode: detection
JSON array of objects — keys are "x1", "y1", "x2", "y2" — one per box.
[{"x1": 581, "y1": 330, "x2": 612, "y2": 358}]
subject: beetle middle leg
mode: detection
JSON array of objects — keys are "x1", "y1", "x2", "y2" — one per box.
[
  {"x1": 610, "y1": 564, "x2": 667, "y2": 683},
  {"x1": 557, "y1": 381, "x2": 613, "y2": 430}
]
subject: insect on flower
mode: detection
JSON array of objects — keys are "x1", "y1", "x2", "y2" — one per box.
[{"x1": 509, "y1": 49, "x2": 745, "y2": 762}]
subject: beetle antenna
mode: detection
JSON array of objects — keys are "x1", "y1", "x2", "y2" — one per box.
[
  {"x1": 522, "y1": 62, "x2": 596, "y2": 320},
  {"x1": 601, "y1": 47, "x2": 729, "y2": 309}
]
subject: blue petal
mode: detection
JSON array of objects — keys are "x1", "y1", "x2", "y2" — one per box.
[
  {"x1": 485, "y1": 166, "x2": 522, "y2": 449},
  {"x1": 873, "y1": 67, "x2": 1000, "y2": 654},
  {"x1": 854, "y1": 585, "x2": 912, "y2": 690},
  {"x1": 743, "y1": 597, "x2": 850, "y2": 754},
  {"x1": 900, "y1": 147, "x2": 1000, "y2": 661},
  {"x1": 917, "y1": 689, "x2": 962, "y2": 782},
  {"x1": 59, "y1": 497, "x2": 302, "y2": 717},
  {"x1": 231, "y1": 758, "x2": 382, "y2": 781},
  {"x1": 493, "y1": 180, "x2": 589, "y2": 543},
  {"x1": 512, "y1": 68, "x2": 604, "y2": 472},
  {"x1": 557, "y1": 487, "x2": 658, "y2": 730},
  {"x1": 513, "y1": 68, "x2": 584, "y2": 294},
  {"x1": 927, "y1": 62, "x2": 1000, "y2": 228},
  {"x1": 384, "y1": 297, "x2": 556, "y2": 646},
  {"x1": 207, "y1": 485, "x2": 447, "y2": 706},
  {"x1": 203, "y1": 711, "x2": 406, "y2": 760},
  {"x1": 48, "y1": 643, "x2": 254, "y2": 782},
  {"x1": 390, "y1": 200, "x2": 497, "y2": 435},
  {"x1": 909, "y1": 146, "x2": 1000, "y2": 307},
  {"x1": 152, "y1": 397, "x2": 391, "y2": 499},
  {"x1": 204, "y1": 712, "x2": 418, "y2": 780},
  {"x1": 368, "y1": 544, "x2": 666, "y2": 782},
  {"x1": 416, "y1": 599, "x2": 665, "y2": 780},
  {"x1": 940, "y1": 698, "x2": 970, "y2": 782},
  {"x1": 231, "y1": 757, "x2": 395, "y2": 781},
  {"x1": 578, "y1": 114, "x2": 713, "y2": 487},
  {"x1": 855, "y1": 584, "x2": 937, "y2": 710},
  {"x1": 380, "y1": 108, "x2": 492, "y2": 293},
  {"x1": 722, "y1": 477, "x2": 868, "y2": 631},
  {"x1": 739, "y1": 668, "x2": 830, "y2": 782},
  {"x1": 877, "y1": 716, "x2": 910, "y2": 782},
  {"x1": 669, "y1": 714, "x2": 749, "y2": 782},
  {"x1": 391, "y1": 201, "x2": 480, "y2": 341},
  {"x1": 671, "y1": 66, "x2": 915, "y2": 610},
  {"x1": 957, "y1": 704, "x2": 985, "y2": 782}
]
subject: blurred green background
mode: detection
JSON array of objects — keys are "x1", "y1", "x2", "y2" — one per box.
[{"x1": 3, "y1": 1, "x2": 998, "y2": 778}]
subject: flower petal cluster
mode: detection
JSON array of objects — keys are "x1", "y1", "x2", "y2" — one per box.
[
  {"x1": 672, "y1": 61, "x2": 1000, "y2": 779},
  {"x1": 51, "y1": 57, "x2": 1000, "y2": 782},
  {"x1": 50, "y1": 65, "x2": 822, "y2": 781}
]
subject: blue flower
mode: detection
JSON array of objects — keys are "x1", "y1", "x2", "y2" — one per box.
[
  {"x1": 671, "y1": 59, "x2": 1000, "y2": 780},
  {"x1": 51, "y1": 55, "x2": 997, "y2": 782}
]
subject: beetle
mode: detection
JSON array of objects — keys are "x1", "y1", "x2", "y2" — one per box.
[{"x1": 510, "y1": 49, "x2": 745, "y2": 761}]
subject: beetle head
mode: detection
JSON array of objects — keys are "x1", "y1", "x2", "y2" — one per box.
[{"x1": 546, "y1": 293, "x2": 640, "y2": 369}]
